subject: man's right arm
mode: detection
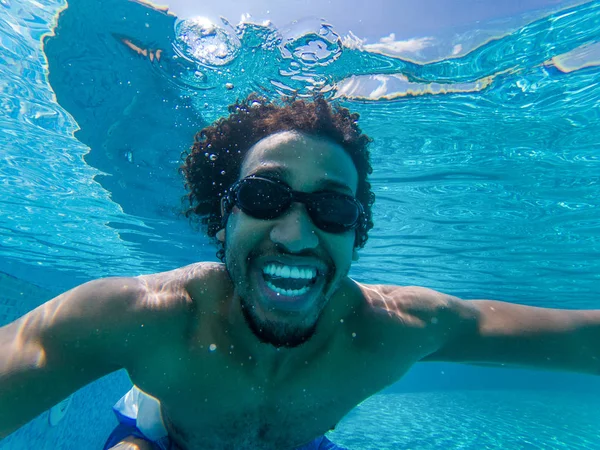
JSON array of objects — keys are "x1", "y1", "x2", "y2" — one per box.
[{"x1": 0, "y1": 276, "x2": 176, "y2": 438}]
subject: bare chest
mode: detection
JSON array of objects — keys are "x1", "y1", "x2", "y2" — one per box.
[
  {"x1": 131, "y1": 338, "x2": 408, "y2": 449},
  {"x1": 160, "y1": 377, "x2": 356, "y2": 449}
]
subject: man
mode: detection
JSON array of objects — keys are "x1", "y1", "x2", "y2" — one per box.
[{"x1": 1, "y1": 96, "x2": 599, "y2": 450}]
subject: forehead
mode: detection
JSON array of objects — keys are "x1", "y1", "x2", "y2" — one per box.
[{"x1": 240, "y1": 131, "x2": 358, "y2": 193}]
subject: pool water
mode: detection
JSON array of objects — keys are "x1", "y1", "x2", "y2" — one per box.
[
  {"x1": 331, "y1": 390, "x2": 600, "y2": 449},
  {"x1": 1, "y1": 0, "x2": 600, "y2": 448}
]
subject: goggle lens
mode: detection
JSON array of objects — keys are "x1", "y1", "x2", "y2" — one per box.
[{"x1": 230, "y1": 177, "x2": 363, "y2": 233}]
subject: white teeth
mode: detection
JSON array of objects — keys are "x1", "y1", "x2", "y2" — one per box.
[
  {"x1": 261, "y1": 263, "x2": 318, "y2": 297},
  {"x1": 265, "y1": 281, "x2": 310, "y2": 297},
  {"x1": 262, "y1": 263, "x2": 317, "y2": 280}
]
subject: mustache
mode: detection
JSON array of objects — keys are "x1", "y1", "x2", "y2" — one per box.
[{"x1": 247, "y1": 243, "x2": 324, "y2": 261}]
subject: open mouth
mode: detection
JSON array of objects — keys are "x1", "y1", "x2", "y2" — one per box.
[{"x1": 261, "y1": 262, "x2": 318, "y2": 297}]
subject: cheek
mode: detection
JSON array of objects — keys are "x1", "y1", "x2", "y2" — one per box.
[
  {"x1": 326, "y1": 233, "x2": 356, "y2": 267},
  {"x1": 225, "y1": 216, "x2": 243, "y2": 250},
  {"x1": 225, "y1": 213, "x2": 265, "y2": 251}
]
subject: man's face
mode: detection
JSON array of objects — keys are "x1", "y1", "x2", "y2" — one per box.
[{"x1": 222, "y1": 131, "x2": 359, "y2": 348}]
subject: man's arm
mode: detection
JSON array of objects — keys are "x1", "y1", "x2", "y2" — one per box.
[
  {"x1": 404, "y1": 287, "x2": 600, "y2": 374},
  {"x1": 0, "y1": 276, "x2": 188, "y2": 438}
]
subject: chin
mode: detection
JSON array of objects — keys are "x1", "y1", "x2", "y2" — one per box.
[{"x1": 240, "y1": 294, "x2": 321, "y2": 348}]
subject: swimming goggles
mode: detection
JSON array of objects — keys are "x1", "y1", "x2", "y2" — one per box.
[{"x1": 224, "y1": 176, "x2": 365, "y2": 233}]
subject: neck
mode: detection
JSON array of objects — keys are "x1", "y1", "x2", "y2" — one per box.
[{"x1": 218, "y1": 291, "x2": 338, "y2": 382}]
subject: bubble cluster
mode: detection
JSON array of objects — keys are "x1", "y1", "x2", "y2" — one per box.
[
  {"x1": 174, "y1": 16, "x2": 241, "y2": 67},
  {"x1": 279, "y1": 18, "x2": 342, "y2": 68}
]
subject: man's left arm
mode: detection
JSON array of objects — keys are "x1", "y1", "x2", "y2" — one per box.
[{"x1": 416, "y1": 288, "x2": 600, "y2": 375}]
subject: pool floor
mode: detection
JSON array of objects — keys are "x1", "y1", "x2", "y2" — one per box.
[{"x1": 329, "y1": 390, "x2": 600, "y2": 449}]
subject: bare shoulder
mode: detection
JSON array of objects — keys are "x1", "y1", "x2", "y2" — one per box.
[
  {"x1": 133, "y1": 261, "x2": 224, "y2": 310},
  {"x1": 354, "y1": 283, "x2": 447, "y2": 322},
  {"x1": 23, "y1": 262, "x2": 225, "y2": 357},
  {"x1": 338, "y1": 281, "x2": 479, "y2": 362},
  {"x1": 349, "y1": 281, "x2": 478, "y2": 334}
]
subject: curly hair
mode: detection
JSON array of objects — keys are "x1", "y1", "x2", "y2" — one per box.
[{"x1": 181, "y1": 94, "x2": 375, "y2": 261}]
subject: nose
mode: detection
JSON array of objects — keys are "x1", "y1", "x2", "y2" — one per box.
[{"x1": 269, "y1": 202, "x2": 319, "y2": 253}]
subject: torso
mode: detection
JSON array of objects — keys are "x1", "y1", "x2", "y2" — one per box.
[{"x1": 126, "y1": 264, "x2": 438, "y2": 450}]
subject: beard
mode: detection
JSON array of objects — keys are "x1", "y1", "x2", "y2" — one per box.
[
  {"x1": 224, "y1": 239, "x2": 336, "y2": 348},
  {"x1": 239, "y1": 293, "x2": 320, "y2": 348}
]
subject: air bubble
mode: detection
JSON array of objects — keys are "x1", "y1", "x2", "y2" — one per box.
[
  {"x1": 279, "y1": 18, "x2": 342, "y2": 68},
  {"x1": 209, "y1": 154, "x2": 217, "y2": 161},
  {"x1": 174, "y1": 16, "x2": 241, "y2": 67}
]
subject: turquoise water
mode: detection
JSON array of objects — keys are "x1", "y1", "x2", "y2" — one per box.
[{"x1": 1, "y1": 0, "x2": 600, "y2": 448}]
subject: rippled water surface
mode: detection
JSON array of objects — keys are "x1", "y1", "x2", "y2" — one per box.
[
  {"x1": 1, "y1": 1, "x2": 600, "y2": 449},
  {"x1": 0, "y1": 0, "x2": 599, "y2": 307}
]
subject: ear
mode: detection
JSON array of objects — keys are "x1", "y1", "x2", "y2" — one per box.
[
  {"x1": 216, "y1": 196, "x2": 228, "y2": 243},
  {"x1": 352, "y1": 248, "x2": 359, "y2": 261},
  {"x1": 220, "y1": 196, "x2": 228, "y2": 217}
]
